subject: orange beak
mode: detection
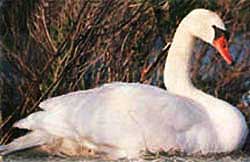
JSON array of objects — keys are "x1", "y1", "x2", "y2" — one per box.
[{"x1": 213, "y1": 36, "x2": 233, "y2": 65}]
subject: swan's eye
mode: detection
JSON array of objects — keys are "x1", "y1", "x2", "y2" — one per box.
[{"x1": 212, "y1": 25, "x2": 230, "y2": 41}]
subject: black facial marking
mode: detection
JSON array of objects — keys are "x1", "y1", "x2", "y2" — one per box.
[{"x1": 212, "y1": 25, "x2": 230, "y2": 40}]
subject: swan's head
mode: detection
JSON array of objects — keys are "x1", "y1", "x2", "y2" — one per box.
[{"x1": 182, "y1": 9, "x2": 233, "y2": 64}]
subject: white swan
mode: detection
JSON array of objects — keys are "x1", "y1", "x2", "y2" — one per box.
[{"x1": 0, "y1": 9, "x2": 248, "y2": 159}]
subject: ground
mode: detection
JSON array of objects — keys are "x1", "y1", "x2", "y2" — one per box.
[{"x1": 2, "y1": 150, "x2": 250, "y2": 162}]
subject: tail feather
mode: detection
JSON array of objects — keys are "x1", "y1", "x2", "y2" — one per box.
[
  {"x1": 0, "y1": 131, "x2": 48, "y2": 155},
  {"x1": 13, "y1": 111, "x2": 46, "y2": 130}
]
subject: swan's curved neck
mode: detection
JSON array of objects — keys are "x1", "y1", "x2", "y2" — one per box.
[
  {"x1": 164, "y1": 23, "x2": 196, "y2": 96},
  {"x1": 163, "y1": 22, "x2": 247, "y2": 151}
]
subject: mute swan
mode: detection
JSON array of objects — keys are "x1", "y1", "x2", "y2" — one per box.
[{"x1": 0, "y1": 9, "x2": 248, "y2": 159}]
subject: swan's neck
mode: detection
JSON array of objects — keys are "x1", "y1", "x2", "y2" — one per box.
[
  {"x1": 164, "y1": 23, "x2": 248, "y2": 151},
  {"x1": 164, "y1": 23, "x2": 196, "y2": 96}
]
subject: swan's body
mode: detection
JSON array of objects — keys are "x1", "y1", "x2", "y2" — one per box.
[{"x1": 0, "y1": 9, "x2": 248, "y2": 159}]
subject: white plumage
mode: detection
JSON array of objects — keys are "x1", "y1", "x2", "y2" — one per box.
[{"x1": 0, "y1": 9, "x2": 248, "y2": 159}]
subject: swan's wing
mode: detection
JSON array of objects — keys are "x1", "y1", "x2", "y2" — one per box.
[
  {"x1": 69, "y1": 83, "x2": 212, "y2": 152},
  {"x1": 14, "y1": 82, "x2": 213, "y2": 155},
  {"x1": 15, "y1": 82, "x2": 133, "y2": 136},
  {"x1": 39, "y1": 82, "x2": 125, "y2": 111},
  {"x1": 39, "y1": 87, "x2": 101, "y2": 111}
]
